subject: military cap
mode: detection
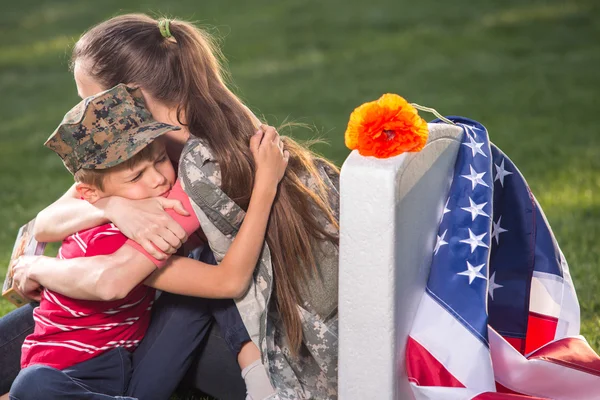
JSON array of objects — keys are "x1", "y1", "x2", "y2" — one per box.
[{"x1": 45, "y1": 84, "x2": 180, "y2": 174}]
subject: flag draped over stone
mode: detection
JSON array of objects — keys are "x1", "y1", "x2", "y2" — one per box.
[{"x1": 406, "y1": 117, "x2": 600, "y2": 400}]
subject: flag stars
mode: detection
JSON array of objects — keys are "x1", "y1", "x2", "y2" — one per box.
[
  {"x1": 460, "y1": 228, "x2": 489, "y2": 253},
  {"x1": 457, "y1": 261, "x2": 487, "y2": 284},
  {"x1": 488, "y1": 271, "x2": 503, "y2": 300},
  {"x1": 461, "y1": 197, "x2": 489, "y2": 221},
  {"x1": 443, "y1": 198, "x2": 451, "y2": 217},
  {"x1": 461, "y1": 165, "x2": 490, "y2": 190},
  {"x1": 494, "y1": 158, "x2": 513, "y2": 187},
  {"x1": 492, "y1": 216, "x2": 508, "y2": 246},
  {"x1": 463, "y1": 134, "x2": 487, "y2": 158},
  {"x1": 459, "y1": 124, "x2": 482, "y2": 140},
  {"x1": 434, "y1": 230, "x2": 448, "y2": 255}
]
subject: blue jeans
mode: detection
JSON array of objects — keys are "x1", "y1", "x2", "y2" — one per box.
[
  {"x1": 0, "y1": 245, "x2": 248, "y2": 400},
  {"x1": 0, "y1": 303, "x2": 35, "y2": 395},
  {"x1": 10, "y1": 348, "x2": 135, "y2": 400}
]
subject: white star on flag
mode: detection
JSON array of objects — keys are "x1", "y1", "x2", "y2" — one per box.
[
  {"x1": 492, "y1": 216, "x2": 508, "y2": 246},
  {"x1": 460, "y1": 228, "x2": 489, "y2": 253},
  {"x1": 459, "y1": 123, "x2": 481, "y2": 140},
  {"x1": 494, "y1": 158, "x2": 513, "y2": 187},
  {"x1": 488, "y1": 271, "x2": 503, "y2": 300},
  {"x1": 443, "y1": 198, "x2": 451, "y2": 216},
  {"x1": 457, "y1": 261, "x2": 487, "y2": 284},
  {"x1": 461, "y1": 197, "x2": 489, "y2": 221},
  {"x1": 461, "y1": 165, "x2": 490, "y2": 190},
  {"x1": 463, "y1": 134, "x2": 487, "y2": 158},
  {"x1": 434, "y1": 230, "x2": 448, "y2": 255}
]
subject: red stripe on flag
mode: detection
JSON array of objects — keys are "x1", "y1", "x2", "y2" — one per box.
[
  {"x1": 528, "y1": 337, "x2": 600, "y2": 377},
  {"x1": 524, "y1": 312, "x2": 557, "y2": 355},
  {"x1": 493, "y1": 381, "x2": 548, "y2": 398},
  {"x1": 405, "y1": 336, "x2": 465, "y2": 388},
  {"x1": 474, "y1": 390, "x2": 548, "y2": 399},
  {"x1": 495, "y1": 381, "x2": 526, "y2": 395},
  {"x1": 503, "y1": 336, "x2": 526, "y2": 355}
]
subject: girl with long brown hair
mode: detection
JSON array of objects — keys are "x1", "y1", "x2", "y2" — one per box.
[{"x1": 1, "y1": 14, "x2": 340, "y2": 400}]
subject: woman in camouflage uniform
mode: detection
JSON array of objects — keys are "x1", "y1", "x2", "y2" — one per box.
[{"x1": 2, "y1": 14, "x2": 340, "y2": 400}]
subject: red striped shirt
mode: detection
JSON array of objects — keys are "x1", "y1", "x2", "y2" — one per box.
[{"x1": 21, "y1": 223, "x2": 155, "y2": 370}]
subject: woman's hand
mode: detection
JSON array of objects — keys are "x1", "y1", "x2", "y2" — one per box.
[
  {"x1": 250, "y1": 124, "x2": 290, "y2": 190},
  {"x1": 104, "y1": 196, "x2": 190, "y2": 260},
  {"x1": 11, "y1": 255, "x2": 46, "y2": 301}
]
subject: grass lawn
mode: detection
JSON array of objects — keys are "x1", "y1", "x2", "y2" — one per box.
[{"x1": 0, "y1": 0, "x2": 598, "y2": 397}]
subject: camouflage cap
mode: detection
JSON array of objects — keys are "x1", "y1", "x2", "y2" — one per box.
[{"x1": 45, "y1": 84, "x2": 180, "y2": 174}]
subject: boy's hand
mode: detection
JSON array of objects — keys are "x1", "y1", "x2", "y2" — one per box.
[
  {"x1": 250, "y1": 125, "x2": 290, "y2": 190},
  {"x1": 11, "y1": 256, "x2": 44, "y2": 302}
]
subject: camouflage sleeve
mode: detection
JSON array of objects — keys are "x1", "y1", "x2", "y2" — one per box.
[
  {"x1": 178, "y1": 139, "x2": 340, "y2": 399},
  {"x1": 315, "y1": 158, "x2": 340, "y2": 194}
]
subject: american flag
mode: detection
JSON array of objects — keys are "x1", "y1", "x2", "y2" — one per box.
[{"x1": 405, "y1": 117, "x2": 600, "y2": 399}]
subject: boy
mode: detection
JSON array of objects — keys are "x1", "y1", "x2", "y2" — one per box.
[{"x1": 8, "y1": 85, "x2": 275, "y2": 400}]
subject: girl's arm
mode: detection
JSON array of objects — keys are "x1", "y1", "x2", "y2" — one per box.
[
  {"x1": 144, "y1": 176, "x2": 277, "y2": 298},
  {"x1": 14, "y1": 126, "x2": 287, "y2": 301},
  {"x1": 33, "y1": 183, "x2": 189, "y2": 259}
]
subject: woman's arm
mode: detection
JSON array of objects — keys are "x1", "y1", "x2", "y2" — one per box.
[
  {"x1": 16, "y1": 250, "x2": 154, "y2": 301},
  {"x1": 17, "y1": 186, "x2": 196, "y2": 301},
  {"x1": 21, "y1": 184, "x2": 268, "y2": 301},
  {"x1": 18, "y1": 190, "x2": 194, "y2": 300},
  {"x1": 144, "y1": 180, "x2": 277, "y2": 298},
  {"x1": 14, "y1": 125, "x2": 287, "y2": 301},
  {"x1": 147, "y1": 126, "x2": 286, "y2": 297},
  {"x1": 33, "y1": 183, "x2": 189, "y2": 259}
]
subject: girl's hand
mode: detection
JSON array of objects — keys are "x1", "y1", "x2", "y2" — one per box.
[
  {"x1": 250, "y1": 125, "x2": 290, "y2": 190},
  {"x1": 104, "y1": 196, "x2": 189, "y2": 260}
]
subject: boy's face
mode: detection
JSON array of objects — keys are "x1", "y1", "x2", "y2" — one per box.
[{"x1": 85, "y1": 139, "x2": 176, "y2": 202}]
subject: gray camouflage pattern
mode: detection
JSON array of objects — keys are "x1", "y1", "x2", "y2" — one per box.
[
  {"x1": 179, "y1": 137, "x2": 340, "y2": 399},
  {"x1": 44, "y1": 84, "x2": 180, "y2": 174}
]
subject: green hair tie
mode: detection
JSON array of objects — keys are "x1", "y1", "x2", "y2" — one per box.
[{"x1": 158, "y1": 19, "x2": 172, "y2": 38}]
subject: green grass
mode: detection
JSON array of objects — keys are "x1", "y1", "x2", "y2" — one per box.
[{"x1": 0, "y1": 0, "x2": 599, "y2": 394}]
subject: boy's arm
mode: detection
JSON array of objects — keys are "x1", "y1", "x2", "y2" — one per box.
[
  {"x1": 26, "y1": 181, "x2": 275, "y2": 301},
  {"x1": 33, "y1": 183, "x2": 108, "y2": 242},
  {"x1": 33, "y1": 183, "x2": 187, "y2": 259},
  {"x1": 13, "y1": 181, "x2": 192, "y2": 300},
  {"x1": 21, "y1": 181, "x2": 198, "y2": 301}
]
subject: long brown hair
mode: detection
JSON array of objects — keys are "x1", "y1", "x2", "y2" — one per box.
[{"x1": 72, "y1": 14, "x2": 339, "y2": 353}]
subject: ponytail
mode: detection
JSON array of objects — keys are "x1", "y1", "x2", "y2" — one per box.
[{"x1": 73, "y1": 14, "x2": 339, "y2": 354}]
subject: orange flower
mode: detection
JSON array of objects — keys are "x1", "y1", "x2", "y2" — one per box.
[{"x1": 344, "y1": 94, "x2": 429, "y2": 159}]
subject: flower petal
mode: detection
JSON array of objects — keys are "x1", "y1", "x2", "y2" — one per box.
[{"x1": 344, "y1": 94, "x2": 429, "y2": 158}]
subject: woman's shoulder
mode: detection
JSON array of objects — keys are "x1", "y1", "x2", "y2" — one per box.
[
  {"x1": 178, "y1": 138, "x2": 221, "y2": 187},
  {"x1": 180, "y1": 137, "x2": 215, "y2": 165},
  {"x1": 298, "y1": 157, "x2": 340, "y2": 199},
  {"x1": 314, "y1": 158, "x2": 340, "y2": 193}
]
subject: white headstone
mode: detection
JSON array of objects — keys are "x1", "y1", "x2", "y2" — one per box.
[{"x1": 339, "y1": 123, "x2": 464, "y2": 399}]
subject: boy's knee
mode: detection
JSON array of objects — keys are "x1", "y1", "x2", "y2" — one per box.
[{"x1": 10, "y1": 365, "x2": 60, "y2": 400}]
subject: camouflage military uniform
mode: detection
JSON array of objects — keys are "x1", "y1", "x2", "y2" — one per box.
[{"x1": 179, "y1": 138, "x2": 340, "y2": 399}]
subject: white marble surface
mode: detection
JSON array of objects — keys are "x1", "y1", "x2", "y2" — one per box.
[{"x1": 339, "y1": 123, "x2": 464, "y2": 399}]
